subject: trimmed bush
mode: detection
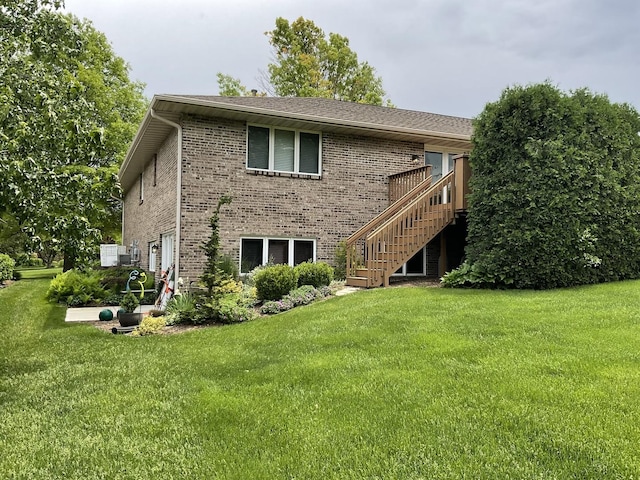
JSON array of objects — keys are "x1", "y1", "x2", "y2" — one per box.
[
  {"x1": 463, "y1": 82, "x2": 640, "y2": 289},
  {"x1": 253, "y1": 264, "x2": 298, "y2": 301},
  {"x1": 294, "y1": 261, "x2": 333, "y2": 288},
  {"x1": 46, "y1": 269, "x2": 106, "y2": 305},
  {"x1": 0, "y1": 254, "x2": 16, "y2": 283},
  {"x1": 132, "y1": 316, "x2": 166, "y2": 336},
  {"x1": 214, "y1": 296, "x2": 257, "y2": 324},
  {"x1": 120, "y1": 292, "x2": 139, "y2": 313},
  {"x1": 260, "y1": 285, "x2": 331, "y2": 314}
]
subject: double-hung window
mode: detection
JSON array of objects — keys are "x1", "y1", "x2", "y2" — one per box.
[
  {"x1": 247, "y1": 125, "x2": 321, "y2": 175},
  {"x1": 240, "y1": 237, "x2": 316, "y2": 273}
]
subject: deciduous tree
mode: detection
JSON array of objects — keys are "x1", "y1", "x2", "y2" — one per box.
[
  {"x1": 0, "y1": 0, "x2": 147, "y2": 269},
  {"x1": 218, "y1": 17, "x2": 391, "y2": 106}
]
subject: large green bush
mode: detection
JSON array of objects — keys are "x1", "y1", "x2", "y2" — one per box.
[
  {"x1": 46, "y1": 269, "x2": 107, "y2": 305},
  {"x1": 294, "y1": 261, "x2": 333, "y2": 287},
  {"x1": 461, "y1": 82, "x2": 640, "y2": 289},
  {"x1": 0, "y1": 254, "x2": 16, "y2": 283},
  {"x1": 97, "y1": 267, "x2": 154, "y2": 294},
  {"x1": 253, "y1": 264, "x2": 298, "y2": 301}
]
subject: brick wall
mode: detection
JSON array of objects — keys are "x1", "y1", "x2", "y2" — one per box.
[
  {"x1": 122, "y1": 130, "x2": 178, "y2": 280},
  {"x1": 177, "y1": 114, "x2": 425, "y2": 282}
]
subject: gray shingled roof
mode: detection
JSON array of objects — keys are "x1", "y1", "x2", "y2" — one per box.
[
  {"x1": 173, "y1": 95, "x2": 473, "y2": 137},
  {"x1": 120, "y1": 94, "x2": 473, "y2": 190}
]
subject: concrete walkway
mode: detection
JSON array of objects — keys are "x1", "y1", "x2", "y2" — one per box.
[
  {"x1": 65, "y1": 305, "x2": 155, "y2": 322},
  {"x1": 335, "y1": 286, "x2": 361, "y2": 296}
]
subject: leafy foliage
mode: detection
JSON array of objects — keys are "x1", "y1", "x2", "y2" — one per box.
[
  {"x1": 253, "y1": 264, "x2": 298, "y2": 301},
  {"x1": 216, "y1": 73, "x2": 251, "y2": 97},
  {"x1": 119, "y1": 292, "x2": 139, "y2": 313},
  {"x1": 218, "y1": 17, "x2": 391, "y2": 106},
  {"x1": 211, "y1": 296, "x2": 257, "y2": 324},
  {"x1": 164, "y1": 293, "x2": 197, "y2": 325},
  {"x1": 201, "y1": 195, "x2": 232, "y2": 296},
  {"x1": 0, "y1": 253, "x2": 16, "y2": 283},
  {"x1": 0, "y1": 1, "x2": 147, "y2": 270},
  {"x1": 97, "y1": 266, "x2": 154, "y2": 294},
  {"x1": 294, "y1": 261, "x2": 334, "y2": 288},
  {"x1": 131, "y1": 315, "x2": 166, "y2": 336},
  {"x1": 460, "y1": 83, "x2": 640, "y2": 289},
  {"x1": 260, "y1": 284, "x2": 331, "y2": 314},
  {"x1": 46, "y1": 269, "x2": 106, "y2": 305}
]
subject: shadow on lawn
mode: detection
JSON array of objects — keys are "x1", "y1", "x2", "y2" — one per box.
[{"x1": 42, "y1": 304, "x2": 68, "y2": 330}]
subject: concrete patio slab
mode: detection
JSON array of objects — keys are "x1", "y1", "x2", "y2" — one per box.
[{"x1": 65, "y1": 305, "x2": 155, "y2": 323}]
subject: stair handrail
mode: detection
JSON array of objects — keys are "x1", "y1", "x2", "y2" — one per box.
[
  {"x1": 345, "y1": 174, "x2": 433, "y2": 244},
  {"x1": 363, "y1": 171, "x2": 456, "y2": 287},
  {"x1": 366, "y1": 170, "x2": 454, "y2": 241}
]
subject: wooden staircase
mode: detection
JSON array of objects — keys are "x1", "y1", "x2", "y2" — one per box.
[{"x1": 345, "y1": 155, "x2": 470, "y2": 288}]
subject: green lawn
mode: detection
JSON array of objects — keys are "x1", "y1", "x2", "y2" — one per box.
[
  {"x1": 15, "y1": 266, "x2": 62, "y2": 279},
  {"x1": 2, "y1": 273, "x2": 640, "y2": 479}
]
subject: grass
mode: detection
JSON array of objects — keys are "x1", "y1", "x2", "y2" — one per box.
[
  {"x1": 2, "y1": 272, "x2": 640, "y2": 478},
  {"x1": 15, "y1": 266, "x2": 62, "y2": 279}
]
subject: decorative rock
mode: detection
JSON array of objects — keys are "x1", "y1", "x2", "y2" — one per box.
[{"x1": 99, "y1": 309, "x2": 114, "y2": 322}]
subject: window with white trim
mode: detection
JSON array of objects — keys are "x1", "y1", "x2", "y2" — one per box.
[
  {"x1": 247, "y1": 125, "x2": 321, "y2": 175},
  {"x1": 240, "y1": 237, "x2": 316, "y2": 273}
]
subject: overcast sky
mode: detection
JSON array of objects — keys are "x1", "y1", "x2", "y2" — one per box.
[{"x1": 63, "y1": 0, "x2": 639, "y2": 119}]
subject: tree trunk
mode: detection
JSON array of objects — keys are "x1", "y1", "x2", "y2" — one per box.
[{"x1": 63, "y1": 251, "x2": 75, "y2": 271}]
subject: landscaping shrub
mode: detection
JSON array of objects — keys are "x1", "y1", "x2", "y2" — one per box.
[
  {"x1": 102, "y1": 293, "x2": 123, "y2": 306},
  {"x1": 333, "y1": 241, "x2": 348, "y2": 280},
  {"x1": 253, "y1": 264, "x2": 298, "y2": 301},
  {"x1": 164, "y1": 293, "x2": 197, "y2": 325},
  {"x1": 334, "y1": 241, "x2": 361, "y2": 280},
  {"x1": 461, "y1": 82, "x2": 640, "y2": 289},
  {"x1": 46, "y1": 269, "x2": 106, "y2": 305},
  {"x1": 295, "y1": 261, "x2": 334, "y2": 288},
  {"x1": 260, "y1": 285, "x2": 331, "y2": 314},
  {"x1": 132, "y1": 316, "x2": 166, "y2": 336},
  {"x1": 120, "y1": 292, "x2": 139, "y2": 313},
  {"x1": 97, "y1": 267, "x2": 154, "y2": 294},
  {"x1": 214, "y1": 295, "x2": 257, "y2": 324},
  {"x1": 14, "y1": 253, "x2": 43, "y2": 267},
  {"x1": 212, "y1": 278, "x2": 243, "y2": 296},
  {"x1": 218, "y1": 254, "x2": 239, "y2": 280},
  {"x1": 0, "y1": 254, "x2": 16, "y2": 283}
]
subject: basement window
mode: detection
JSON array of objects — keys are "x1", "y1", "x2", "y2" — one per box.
[{"x1": 240, "y1": 237, "x2": 316, "y2": 273}]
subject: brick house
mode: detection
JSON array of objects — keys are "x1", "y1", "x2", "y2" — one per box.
[{"x1": 119, "y1": 95, "x2": 473, "y2": 287}]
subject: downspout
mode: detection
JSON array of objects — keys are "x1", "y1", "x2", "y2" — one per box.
[{"x1": 150, "y1": 109, "x2": 182, "y2": 281}]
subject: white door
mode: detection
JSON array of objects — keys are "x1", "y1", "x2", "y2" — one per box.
[{"x1": 161, "y1": 233, "x2": 174, "y2": 274}]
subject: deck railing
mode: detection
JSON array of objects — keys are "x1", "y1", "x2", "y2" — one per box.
[
  {"x1": 363, "y1": 172, "x2": 454, "y2": 287},
  {"x1": 345, "y1": 154, "x2": 470, "y2": 288},
  {"x1": 388, "y1": 165, "x2": 432, "y2": 204},
  {"x1": 345, "y1": 174, "x2": 434, "y2": 277}
]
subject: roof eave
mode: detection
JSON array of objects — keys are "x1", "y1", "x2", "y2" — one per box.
[{"x1": 154, "y1": 94, "x2": 472, "y2": 142}]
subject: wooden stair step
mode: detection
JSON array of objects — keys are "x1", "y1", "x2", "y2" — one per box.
[{"x1": 346, "y1": 276, "x2": 369, "y2": 288}]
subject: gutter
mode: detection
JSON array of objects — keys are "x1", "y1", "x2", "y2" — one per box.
[{"x1": 150, "y1": 108, "x2": 182, "y2": 282}]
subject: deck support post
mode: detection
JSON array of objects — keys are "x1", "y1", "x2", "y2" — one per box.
[{"x1": 439, "y1": 231, "x2": 448, "y2": 278}]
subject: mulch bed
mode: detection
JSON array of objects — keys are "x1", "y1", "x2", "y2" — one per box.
[
  {"x1": 90, "y1": 318, "x2": 211, "y2": 335},
  {"x1": 90, "y1": 279, "x2": 442, "y2": 335}
]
